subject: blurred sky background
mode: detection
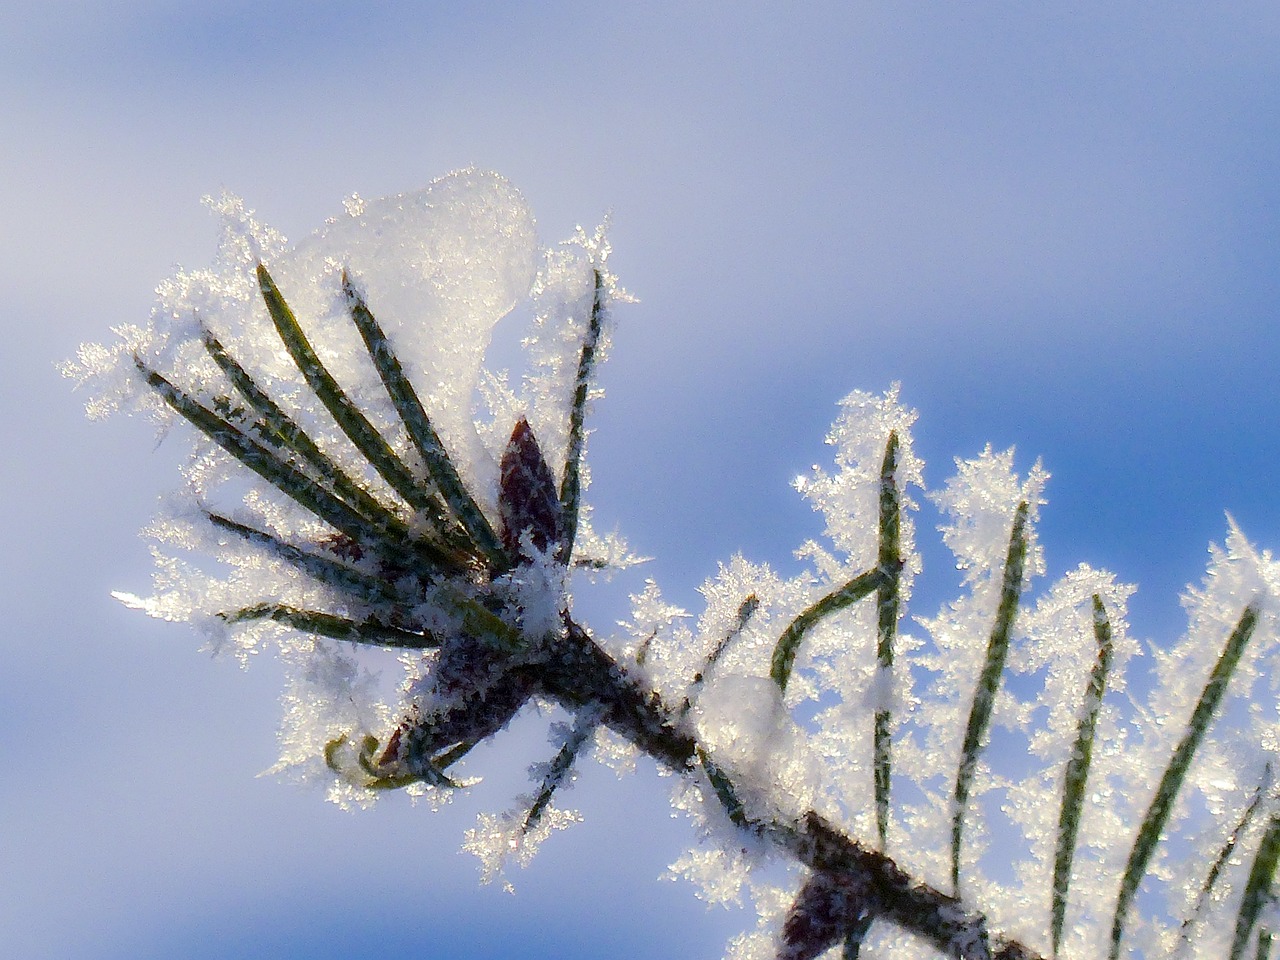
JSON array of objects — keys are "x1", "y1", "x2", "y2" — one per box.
[{"x1": 4, "y1": 3, "x2": 1280, "y2": 958}]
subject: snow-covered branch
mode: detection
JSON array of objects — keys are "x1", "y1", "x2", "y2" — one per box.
[{"x1": 70, "y1": 171, "x2": 1280, "y2": 960}]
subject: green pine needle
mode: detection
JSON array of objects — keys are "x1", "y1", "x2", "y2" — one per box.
[
  {"x1": 1109, "y1": 603, "x2": 1261, "y2": 960},
  {"x1": 218, "y1": 602, "x2": 437, "y2": 648},
  {"x1": 136, "y1": 357, "x2": 451, "y2": 575},
  {"x1": 199, "y1": 322, "x2": 404, "y2": 530},
  {"x1": 771, "y1": 569, "x2": 883, "y2": 693},
  {"x1": 680, "y1": 593, "x2": 759, "y2": 719},
  {"x1": 522, "y1": 712, "x2": 597, "y2": 833},
  {"x1": 556, "y1": 268, "x2": 605, "y2": 565},
  {"x1": 951, "y1": 500, "x2": 1029, "y2": 894},
  {"x1": 1051, "y1": 593, "x2": 1115, "y2": 957},
  {"x1": 256, "y1": 264, "x2": 474, "y2": 565},
  {"x1": 842, "y1": 914, "x2": 875, "y2": 960},
  {"x1": 205, "y1": 511, "x2": 400, "y2": 604},
  {"x1": 341, "y1": 272, "x2": 509, "y2": 569},
  {"x1": 699, "y1": 747, "x2": 753, "y2": 831},
  {"x1": 1230, "y1": 813, "x2": 1280, "y2": 960},
  {"x1": 1179, "y1": 764, "x2": 1271, "y2": 954},
  {"x1": 875, "y1": 430, "x2": 902, "y2": 851}
]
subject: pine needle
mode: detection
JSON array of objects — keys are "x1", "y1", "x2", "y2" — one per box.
[
  {"x1": 218, "y1": 602, "x2": 437, "y2": 648},
  {"x1": 256, "y1": 263, "x2": 475, "y2": 564},
  {"x1": 875, "y1": 431, "x2": 902, "y2": 850},
  {"x1": 1109, "y1": 603, "x2": 1261, "y2": 960},
  {"x1": 341, "y1": 272, "x2": 508, "y2": 569},
  {"x1": 1230, "y1": 813, "x2": 1280, "y2": 960},
  {"x1": 556, "y1": 268, "x2": 605, "y2": 565},
  {"x1": 1051, "y1": 593, "x2": 1115, "y2": 957},
  {"x1": 951, "y1": 500, "x2": 1029, "y2": 894},
  {"x1": 771, "y1": 569, "x2": 883, "y2": 693}
]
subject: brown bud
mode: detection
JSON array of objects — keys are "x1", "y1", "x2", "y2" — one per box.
[
  {"x1": 779, "y1": 868, "x2": 877, "y2": 960},
  {"x1": 498, "y1": 417, "x2": 564, "y2": 560}
]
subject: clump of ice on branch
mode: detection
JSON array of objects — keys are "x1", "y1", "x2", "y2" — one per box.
[{"x1": 695, "y1": 672, "x2": 821, "y2": 823}]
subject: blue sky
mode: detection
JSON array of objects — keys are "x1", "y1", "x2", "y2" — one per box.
[{"x1": 4, "y1": 3, "x2": 1280, "y2": 958}]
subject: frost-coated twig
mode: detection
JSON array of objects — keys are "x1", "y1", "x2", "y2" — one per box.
[{"x1": 540, "y1": 616, "x2": 1044, "y2": 960}]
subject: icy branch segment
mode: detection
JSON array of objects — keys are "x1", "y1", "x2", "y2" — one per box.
[{"x1": 537, "y1": 620, "x2": 1043, "y2": 960}]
